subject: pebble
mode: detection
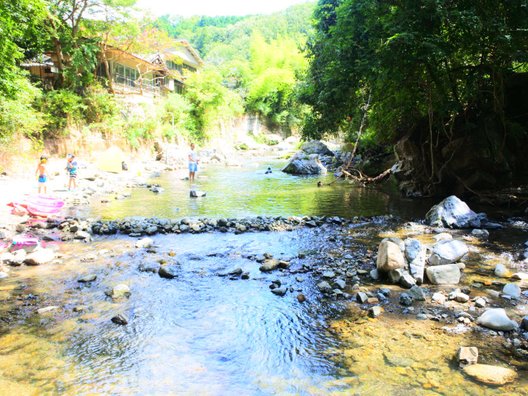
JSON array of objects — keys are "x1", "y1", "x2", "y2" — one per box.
[{"x1": 111, "y1": 314, "x2": 128, "y2": 325}]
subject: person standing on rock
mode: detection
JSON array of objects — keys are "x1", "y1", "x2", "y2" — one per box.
[
  {"x1": 36, "y1": 155, "x2": 48, "y2": 194},
  {"x1": 188, "y1": 143, "x2": 199, "y2": 183}
]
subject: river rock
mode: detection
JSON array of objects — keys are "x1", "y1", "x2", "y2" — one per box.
[
  {"x1": 432, "y1": 292, "x2": 446, "y2": 304},
  {"x1": 426, "y1": 264, "x2": 461, "y2": 285},
  {"x1": 0, "y1": 271, "x2": 8, "y2": 279},
  {"x1": 511, "y1": 272, "x2": 528, "y2": 281},
  {"x1": 400, "y1": 272, "x2": 416, "y2": 289},
  {"x1": 388, "y1": 268, "x2": 404, "y2": 284},
  {"x1": 458, "y1": 347, "x2": 478, "y2": 367},
  {"x1": 502, "y1": 283, "x2": 521, "y2": 299},
  {"x1": 494, "y1": 264, "x2": 510, "y2": 278},
  {"x1": 474, "y1": 297, "x2": 487, "y2": 308},
  {"x1": 138, "y1": 262, "x2": 161, "y2": 273},
  {"x1": 259, "y1": 259, "x2": 280, "y2": 272},
  {"x1": 369, "y1": 306, "x2": 382, "y2": 318},
  {"x1": 74, "y1": 230, "x2": 92, "y2": 241},
  {"x1": 318, "y1": 281, "x2": 332, "y2": 293},
  {"x1": 271, "y1": 287, "x2": 287, "y2": 296},
  {"x1": 463, "y1": 364, "x2": 517, "y2": 385},
  {"x1": 471, "y1": 229, "x2": 489, "y2": 239},
  {"x1": 428, "y1": 240, "x2": 468, "y2": 265},
  {"x1": 3, "y1": 250, "x2": 26, "y2": 266},
  {"x1": 356, "y1": 292, "x2": 369, "y2": 303},
  {"x1": 425, "y1": 195, "x2": 481, "y2": 228},
  {"x1": 300, "y1": 140, "x2": 334, "y2": 156},
  {"x1": 476, "y1": 308, "x2": 517, "y2": 331},
  {"x1": 282, "y1": 153, "x2": 328, "y2": 175},
  {"x1": 376, "y1": 240, "x2": 406, "y2": 272},
  {"x1": 135, "y1": 238, "x2": 153, "y2": 248},
  {"x1": 408, "y1": 285, "x2": 426, "y2": 301},
  {"x1": 521, "y1": 316, "x2": 528, "y2": 331},
  {"x1": 111, "y1": 314, "x2": 128, "y2": 325},
  {"x1": 399, "y1": 293, "x2": 413, "y2": 306},
  {"x1": 405, "y1": 238, "x2": 426, "y2": 283},
  {"x1": 158, "y1": 265, "x2": 178, "y2": 279},
  {"x1": 78, "y1": 274, "x2": 97, "y2": 283},
  {"x1": 190, "y1": 190, "x2": 206, "y2": 198},
  {"x1": 24, "y1": 248, "x2": 55, "y2": 266},
  {"x1": 110, "y1": 284, "x2": 131, "y2": 298},
  {"x1": 370, "y1": 269, "x2": 379, "y2": 280},
  {"x1": 37, "y1": 306, "x2": 59, "y2": 314}
]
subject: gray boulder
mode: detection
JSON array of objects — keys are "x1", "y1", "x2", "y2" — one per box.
[
  {"x1": 300, "y1": 140, "x2": 334, "y2": 156},
  {"x1": 282, "y1": 153, "x2": 327, "y2": 175},
  {"x1": 425, "y1": 195, "x2": 481, "y2": 228},
  {"x1": 405, "y1": 238, "x2": 426, "y2": 283},
  {"x1": 428, "y1": 239, "x2": 468, "y2": 265},
  {"x1": 426, "y1": 264, "x2": 461, "y2": 284}
]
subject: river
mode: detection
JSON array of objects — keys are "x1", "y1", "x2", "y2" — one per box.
[{"x1": 0, "y1": 159, "x2": 526, "y2": 395}]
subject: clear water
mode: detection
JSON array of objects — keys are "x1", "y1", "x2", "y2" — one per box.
[
  {"x1": 2, "y1": 158, "x2": 526, "y2": 395},
  {"x1": 90, "y1": 158, "x2": 433, "y2": 221}
]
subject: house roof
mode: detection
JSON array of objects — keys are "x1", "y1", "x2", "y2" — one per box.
[{"x1": 20, "y1": 55, "x2": 55, "y2": 68}]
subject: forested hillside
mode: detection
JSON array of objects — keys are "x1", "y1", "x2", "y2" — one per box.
[
  {"x1": 300, "y1": 0, "x2": 528, "y2": 197},
  {"x1": 0, "y1": 0, "x2": 315, "y2": 163}
]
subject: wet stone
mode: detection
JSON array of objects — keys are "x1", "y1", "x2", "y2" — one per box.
[
  {"x1": 297, "y1": 293, "x2": 306, "y2": 303},
  {"x1": 158, "y1": 266, "x2": 178, "y2": 279},
  {"x1": 111, "y1": 314, "x2": 128, "y2": 326},
  {"x1": 271, "y1": 287, "x2": 287, "y2": 296},
  {"x1": 356, "y1": 292, "x2": 369, "y2": 304},
  {"x1": 368, "y1": 306, "x2": 382, "y2": 318},
  {"x1": 318, "y1": 281, "x2": 332, "y2": 293},
  {"x1": 78, "y1": 274, "x2": 97, "y2": 283},
  {"x1": 399, "y1": 293, "x2": 413, "y2": 306}
]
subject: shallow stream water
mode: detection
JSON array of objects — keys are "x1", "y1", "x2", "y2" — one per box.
[{"x1": 1, "y1": 158, "x2": 527, "y2": 395}]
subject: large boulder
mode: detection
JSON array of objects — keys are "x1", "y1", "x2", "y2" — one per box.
[
  {"x1": 476, "y1": 308, "x2": 517, "y2": 331},
  {"x1": 376, "y1": 239, "x2": 406, "y2": 273},
  {"x1": 428, "y1": 239, "x2": 468, "y2": 265},
  {"x1": 426, "y1": 264, "x2": 461, "y2": 284},
  {"x1": 425, "y1": 195, "x2": 481, "y2": 228},
  {"x1": 404, "y1": 238, "x2": 426, "y2": 283},
  {"x1": 282, "y1": 153, "x2": 327, "y2": 175},
  {"x1": 300, "y1": 140, "x2": 334, "y2": 156}
]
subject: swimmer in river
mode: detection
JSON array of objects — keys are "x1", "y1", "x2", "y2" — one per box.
[{"x1": 265, "y1": 167, "x2": 272, "y2": 174}]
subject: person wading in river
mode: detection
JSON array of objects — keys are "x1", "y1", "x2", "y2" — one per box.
[{"x1": 188, "y1": 143, "x2": 199, "y2": 183}]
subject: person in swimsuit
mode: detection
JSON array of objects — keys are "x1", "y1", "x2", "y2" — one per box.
[
  {"x1": 36, "y1": 156, "x2": 47, "y2": 194},
  {"x1": 188, "y1": 143, "x2": 199, "y2": 183},
  {"x1": 66, "y1": 154, "x2": 78, "y2": 191}
]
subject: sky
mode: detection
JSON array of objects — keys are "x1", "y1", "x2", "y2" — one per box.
[{"x1": 135, "y1": 0, "x2": 314, "y2": 17}]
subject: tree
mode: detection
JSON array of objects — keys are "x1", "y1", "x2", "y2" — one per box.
[{"x1": 301, "y1": 0, "x2": 528, "y2": 195}]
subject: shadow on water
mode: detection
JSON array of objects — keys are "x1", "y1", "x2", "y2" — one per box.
[{"x1": 90, "y1": 158, "x2": 434, "y2": 221}]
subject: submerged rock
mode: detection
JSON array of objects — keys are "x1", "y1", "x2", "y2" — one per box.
[
  {"x1": 158, "y1": 265, "x2": 178, "y2": 279},
  {"x1": 463, "y1": 364, "x2": 517, "y2": 385}
]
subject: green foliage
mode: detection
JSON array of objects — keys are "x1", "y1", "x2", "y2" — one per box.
[
  {"x1": 83, "y1": 85, "x2": 118, "y2": 123},
  {"x1": 161, "y1": 94, "x2": 196, "y2": 140},
  {"x1": 0, "y1": 0, "x2": 47, "y2": 97},
  {"x1": 0, "y1": 77, "x2": 45, "y2": 143},
  {"x1": 184, "y1": 66, "x2": 244, "y2": 141},
  {"x1": 302, "y1": 0, "x2": 528, "y2": 142},
  {"x1": 40, "y1": 90, "x2": 86, "y2": 135}
]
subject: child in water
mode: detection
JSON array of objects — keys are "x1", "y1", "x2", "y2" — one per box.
[
  {"x1": 36, "y1": 156, "x2": 47, "y2": 194},
  {"x1": 66, "y1": 154, "x2": 78, "y2": 191}
]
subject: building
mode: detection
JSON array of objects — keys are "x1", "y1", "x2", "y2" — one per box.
[{"x1": 21, "y1": 40, "x2": 203, "y2": 96}]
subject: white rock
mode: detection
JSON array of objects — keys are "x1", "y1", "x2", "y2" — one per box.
[
  {"x1": 474, "y1": 298, "x2": 487, "y2": 308},
  {"x1": 425, "y1": 195, "x2": 480, "y2": 228},
  {"x1": 135, "y1": 238, "x2": 153, "y2": 249},
  {"x1": 376, "y1": 239, "x2": 406, "y2": 272},
  {"x1": 426, "y1": 264, "x2": 461, "y2": 285},
  {"x1": 476, "y1": 308, "x2": 518, "y2": 331},
  {"x1": 24, "y1": 248, "x2": 55, "y2": 265},
  {"x1": 458, "y1": 347, "x2": 478, "y2": 367},
  {"x1": 432, "y1": 292, "x2": 447, "y2": 304},
  {"x1": 37, "y1": 306, "x2": 59, "y2": 314},
  {"x1": 502, "y1": 283, "x2": 521, "y2": 299},
  {"x1": 111, "y1": 284, "x2": 131, "y2": 298},
  {"x1": 428, "y1": 240, "x2": 468, "y2": 265},
  {"x1": 494, "y1": 264, "x2": 510, "y2": 278},
  {"x1": 511, "y1": 272, "x2": 528, "y2": 281},
  {"x1": 434, "y1": 232, "x2": 453, "y2": 242}
]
